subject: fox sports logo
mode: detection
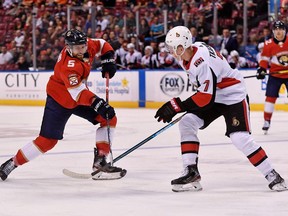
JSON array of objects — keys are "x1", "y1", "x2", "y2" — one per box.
[{"x1": 160, "y1": 73, "x2": 185, "y2": 96}]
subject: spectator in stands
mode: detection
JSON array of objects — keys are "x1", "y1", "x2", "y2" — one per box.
[
  {"x1": 125, "y1": 10, "x2": 136, "y2": 35},
  {"x1": 84, "y1": 14, "x2": 92, "y2": 33},
  {"x1": 166, "y1": 0, "x2": 177, "y2": 12},
  {"x1": 149, "y1": 40, "x2": 159, "y2": 55},
  {"x1": 127, "y1": 34, "x2": 142, "y2": 51},
  {"x1": 141, "y1": 45, "x2": 156, "y2": 69},
  {"x1": 150, "y1": 16, "x2": 164, "y2": 41},
  {"x1": 139, "y1": 18, "x2": 151, "y2": 43},
  {"x1": 110, "y1": 34, "x2": 123, "y2": 51},
  {"x1": 220, "y1": 28, "x2": 238, "y2": 54},
  {"x1": 37, "y1": 38, "x2": 51, "y2": 56},
  {"x1": 96, "y1": 12, "x2": 109, "y2": 31},
  {"x1": 8, "y1": 41, "x2": 19, "y2": 63},
  {"x1": 50, "y1": 21, "x2": 66, "y2": 42},
  {"x1": 0, "y1": 0, "x2": 272, "y2": 72},
  {"x1": 101, "y1": 32, "x2": 110, "y2": 42},
  {"x1": 113, "y1": 24, "x2": 122, "y2": 38},
  {"x1": 206, "y1": 28, "x2": 222, "y2": 49},
  {"x1": 115, "y1": 40, "x2": 128, "y2": 69},
  {"x1": 171, "y1": 11, "x2": 184, "y2": 27},
  {"x1": 236, "y1": 34, "x2": 245, "y2": 56},
  {"x1": 258, "y1": 26, "x2": 272, "y2": 43},
  {"x1": 36, "y1": 50, "x2": 55, "y2": 71},
  {"x1": 16, "y1": 55, "x2": 30, "y2": 71},
  {"x1": 195, "y1": 14, "x2": 211, "y2": 44},
  {"x1": 17, "y1": 45, "x2": 32, "y2": 64},
  {"x1": 95, "y1": 25, "x2": 103, "y2": 38},
  {"x1": 0, "y1": 46, "x2": 13, "y2": 65},
  {"x1": 190, "y1": 26, "x2": 201, "y2": 43},
  {"x1": 154, "y1": 47, "x2": 177, "y2": 69},
  {"x1": 125, "y1": 43, "x2": 142, "y2": 69},
  {"x1": 14, "y1": 30, "x2": 25, "y2": 47},
  {"x1": 228, "y1": 50, "x2": 247, "y2": 69},
  {"x1": 244, "y1": 33, "x2": 259, "y2": 67},
  {"x1": 198, "y1": 0, "x2": 214, "y2": 22}
]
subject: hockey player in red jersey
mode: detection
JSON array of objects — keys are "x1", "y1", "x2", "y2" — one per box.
[
  {"x1": 0, "y1": 29, "x2": 126, "y2": 181},
  {"x1": 256, "y1": 20, "x2": 288, "y2": 134},
  {"x1": 154, "y1": 26, "x2": 287, "y2": 192}
]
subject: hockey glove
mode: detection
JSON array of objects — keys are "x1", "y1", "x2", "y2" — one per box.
[
  {"x1": 91, "y1": 97, "x2": 115, "y2": 119},
  {"x1": 256, "y1": 67, "x2": 267, "y2": 80},
  {"x1": 154, "y1": 97, "x2": 185, "y2": 123},
  {"x1": 101, "y1": 51, "x2": 117, "y2": 79}
]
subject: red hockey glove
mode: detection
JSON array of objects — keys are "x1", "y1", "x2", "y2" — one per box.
[
  {"x1": 154, "y1": 97, "x2": 184, "y2": 123},
  {"x1": 91, "y1": 97, "x2": 115, "y2": 119}
]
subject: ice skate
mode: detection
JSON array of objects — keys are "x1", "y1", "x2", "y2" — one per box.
[
  {"x1": 171, "y1": 164, "x2": 202, "y2": 192},
  {"x1": 266, "y1": 169, "x2": 287, "y2": 192},
  {"x1": 0, "y1": 158, "x2": 17, "y2": 181},
  {"x1": 262, "y1": 120, "x2": 270, "y2": 135},
  {"x1": 92, "y1": 148, "x2": 126, "y2": 180}
]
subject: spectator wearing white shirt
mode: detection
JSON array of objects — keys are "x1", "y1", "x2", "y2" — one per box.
[
  {"x1": 141, "y1": 46, "x2": 156, "y2": 69},
  {"x1": 96, "y1": 13, "x2": 109, "y2": 31},
  {"x1": 152, "y1": 48, "x2": 177, "y2": 69},
  {"x1": 14, "y1": 30, "x2": 25, "y2": 47},
  {"x1": 0, "y1": 46, "x2": 13, "y2": 65},
  {"x1": 115, "y1": 41, "x2": 128, "y2": 69},
  {"x1": 228, "y1": 50, "x2": 247, "y2": 69},
  {"x1": 125, "y1": 43, "x2": 142, "y2": 69}
]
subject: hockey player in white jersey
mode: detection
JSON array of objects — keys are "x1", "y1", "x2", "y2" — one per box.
[{"x1": 154, "y1": 26, "x2": 287, "y2": 192}]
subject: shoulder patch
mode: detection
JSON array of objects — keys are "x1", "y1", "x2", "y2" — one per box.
[
  {"x1": 68, "y1": 74, "x2": 79, "y2": 86},
  {"x1": 194, "y1": 57, "x2": 204, "y2": 67}
]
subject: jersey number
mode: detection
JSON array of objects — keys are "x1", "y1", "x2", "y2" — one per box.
[
  {"x1": 203, "y1": 80, "x2": 209, "y2": 92},
  {"x1": 67, "y1": 60, "x2": 75, "y2": 67}
]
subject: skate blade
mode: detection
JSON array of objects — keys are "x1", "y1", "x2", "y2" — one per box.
[
  {"x1": 271, "y1": 182, "x2": 288, "y2": 192},
  {"x1": 263, "y1": 130, "x2": 268, "y2": 135},
  {"x1": 92, "y1": 169, "x2": 127, "y2": 180},
  {"x1": 172, "y1": 181, "x2": 203, "y2": 192}
]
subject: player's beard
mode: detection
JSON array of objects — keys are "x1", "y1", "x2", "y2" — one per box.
[{"x1": 75, "y1": 53, "x2": 84, "y2": 60}]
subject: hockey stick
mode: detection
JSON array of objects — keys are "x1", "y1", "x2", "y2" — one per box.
[
  {"x1": 62, "y1": 113, "x2": 186, "y2": 179},
  {"x1": 105, "y1": 72, "x2": 113, "y2": 166},
  {"x1": 116, "y1": 63, "x2": 129, "y2": 70},
  {"x1": 244, "y1": 70, "x2": 288, "y2": 79},
  {"x1": 245, "y1": 51, "x2": 258, "y2": 63}
]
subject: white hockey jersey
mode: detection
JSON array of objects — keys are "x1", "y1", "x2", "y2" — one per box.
[{"x1": 178, "y1": 42, "x2": 247, "y2": 107}]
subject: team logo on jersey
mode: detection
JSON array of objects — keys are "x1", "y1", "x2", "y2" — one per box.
[
  {"x1": 278, "y1": 55, "x2": 288, "y2": 66},
  {"x1": 232, "y1": 117, "x2": 240, "y2": 127},
  {"x1": 194, "y1": 57, "x2": 204, "y2": 67},
  {"x1": 68, "y1": 74, "x2": 78, "y2": 86},
  {"x1": 160, "y1": 73, "x2": 185, "y2": 96}
]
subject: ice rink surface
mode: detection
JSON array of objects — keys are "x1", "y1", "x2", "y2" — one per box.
[{"x1": 0, "y1": 106, "x2": 287, "y2": 216}]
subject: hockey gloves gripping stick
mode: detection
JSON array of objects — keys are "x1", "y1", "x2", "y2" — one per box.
[
  {"x1": 91, "y1": 96, "x2": 115, "y2": 120},
  {"x1": 256, "y1": 67, "x2": 267, "y2": 80},
  {"x1": 155, "y1": 97, "x2": 185, "y2": 123},
  {"x1": 101, "y1": 51, "x2": 117, "y2": 79}
]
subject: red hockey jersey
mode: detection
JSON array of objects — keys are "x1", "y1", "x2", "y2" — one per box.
[
  {"x1": 259, "y1": 36, "x2": 288, "y2": 78},
  {"x1": 46, "y1": 38, "x2": 114, "y2": 109}
]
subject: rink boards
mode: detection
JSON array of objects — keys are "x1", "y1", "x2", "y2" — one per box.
[{"x1": 0, "y1": 69, "x2": 287, "y2": 111}]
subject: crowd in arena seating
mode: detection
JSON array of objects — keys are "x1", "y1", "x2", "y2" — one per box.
[{"x1": 0, "y1": 0, "x2": 283, "y2": 71}]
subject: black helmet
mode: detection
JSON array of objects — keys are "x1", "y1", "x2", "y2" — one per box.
[
  {"x1": 273, "y1": 21, "x2": 286, "y2": 30},
  {"x1": 64, "y1": 29, "x2": 87, "y2": 46}
]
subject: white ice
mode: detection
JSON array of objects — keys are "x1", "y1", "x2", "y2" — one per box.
[{"x1": 0, "y1": 106, "x2": 287, "y2": 216}]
